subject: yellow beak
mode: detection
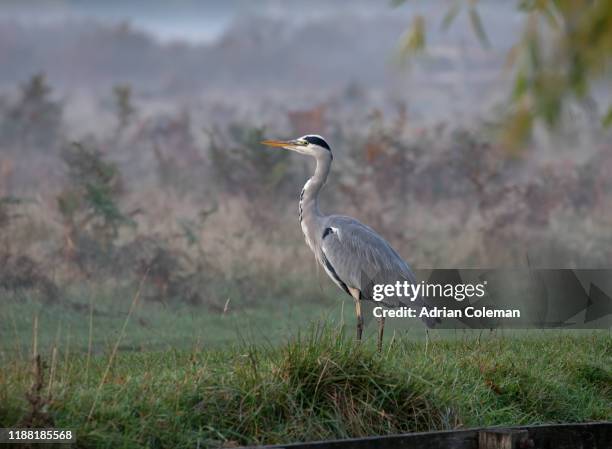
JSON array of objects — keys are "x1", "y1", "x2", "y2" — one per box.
[{"x1": 261, "y1": 139, "x2": 292, "y2": 148}]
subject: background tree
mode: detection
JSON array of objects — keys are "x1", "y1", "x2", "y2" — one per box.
[
  {"x1": 57, "y1": 141, "x2": 135, "y2": 273},
  {"x1": 395, "y1": 0, "x2": 612, "y2": 149},
  {"x1": 113, "y1": 84, "x2": 136, "y2": 136},
  {"x1": 1, "y1": 72, "x2": 63, "y2": 150}
]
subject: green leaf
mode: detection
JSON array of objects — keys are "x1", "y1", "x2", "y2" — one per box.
[
  {"x1": 512, "y1": 70, "x2": 528, "y2": 100},
  {"x1": 398, "y1": 15, "x2": 426, "y2": 58},
  {"x1": 603, "y1": 106, "x2": 612, "y2": 127},
  {"x1": 441, "y1": 1, "x2": 462, "y2": 31},
  {"x1": 468, "y1": 7, "x2": 490, "y2": 48},
  {"x1": 527, "y1": 32, "x2": 540, "y2": 71},
  {"x1": 501, "y1": 104, "x2": 533, "y2": 153},
  {"x1": 542, "y1": 2, "x2": 560, "y2": 29}
]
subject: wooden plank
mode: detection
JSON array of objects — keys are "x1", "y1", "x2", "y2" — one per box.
[
  {"x1": 478, "y1": 429, "x2": 528, "y2": 449},
  {"x1": 526, "y1": 422, "x2": 611, "y2": 449},
  {"x1": 250, "y1": 428, "x2": 479, "y2": 449},
  {"x1": 243, "y1": 422, "x2": 612, "y2": 449}
]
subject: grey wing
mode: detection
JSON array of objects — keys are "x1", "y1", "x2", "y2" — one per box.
[{"x1": 319, "y1": 216, "x2": 438, "y2": 328}]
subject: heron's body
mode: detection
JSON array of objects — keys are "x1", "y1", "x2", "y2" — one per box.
[{"x1": 263, "y1": 135, "x2": 436, "y2": 348}]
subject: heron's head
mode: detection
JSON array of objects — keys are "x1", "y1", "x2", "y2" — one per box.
[{"x1": 261, "y1": 134, "x2": 331, "y2": 157}]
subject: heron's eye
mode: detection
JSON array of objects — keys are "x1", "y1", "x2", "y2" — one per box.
[{"x1": 299, "y1": 140, "x2": 308, "y2": 146}]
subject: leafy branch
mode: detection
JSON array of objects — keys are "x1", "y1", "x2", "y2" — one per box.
[{"x1": 395, "y1": 0, "x2": 612, "y2": 149}]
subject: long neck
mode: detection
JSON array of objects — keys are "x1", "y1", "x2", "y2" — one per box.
[{"x1": 299, "y1": 152, "x2": 331, "y2": 248}]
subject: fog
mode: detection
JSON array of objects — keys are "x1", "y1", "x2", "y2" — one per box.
[{"x1": 0, "y1": 0, "x2": 524, "y2": 120}]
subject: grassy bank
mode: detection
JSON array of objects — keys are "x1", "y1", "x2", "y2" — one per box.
[{"x1": 1, "y1": 328, "x2": 610, "y2": 448}]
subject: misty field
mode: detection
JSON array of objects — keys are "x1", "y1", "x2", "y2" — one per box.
[
  {"x1": 0, "y1": 66, "x2": 611, "y2": 448},
  {"x1": 1, "y1": 73, "x2": 611, "y2": 326},
  {"x1": 1, "y1": 7, "x2": 612, "y2": 447}
]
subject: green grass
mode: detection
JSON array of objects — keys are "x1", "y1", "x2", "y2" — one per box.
[
  {"x1": 0, "y1": 280, "x2": 351, "y2": 354},
  {"x1": 0, "y1": 326, "x2": 610, "y2": 448},
  {"x1": 1, "y1": 285, "x2": 610, "y2": 447}
]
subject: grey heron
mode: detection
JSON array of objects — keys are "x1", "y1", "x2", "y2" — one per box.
[{"x1": 262, "y1": 135, "x2": 437, "y2": 350}]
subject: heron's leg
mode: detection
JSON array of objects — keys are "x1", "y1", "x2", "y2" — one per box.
[
  {"x1": 348, "y1": 287, "x2": 363, "y2": 341},
  {"x1": 377, "y1": 316, "x2": 385, "y2": 352},
  {"x1": 354, "y1": 300, "x2": 363, "y2": 341}
]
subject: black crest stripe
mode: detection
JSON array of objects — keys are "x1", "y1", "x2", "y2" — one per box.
[{"x1": 304, "y1": 136, "x2": 331, "y2": 151}]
